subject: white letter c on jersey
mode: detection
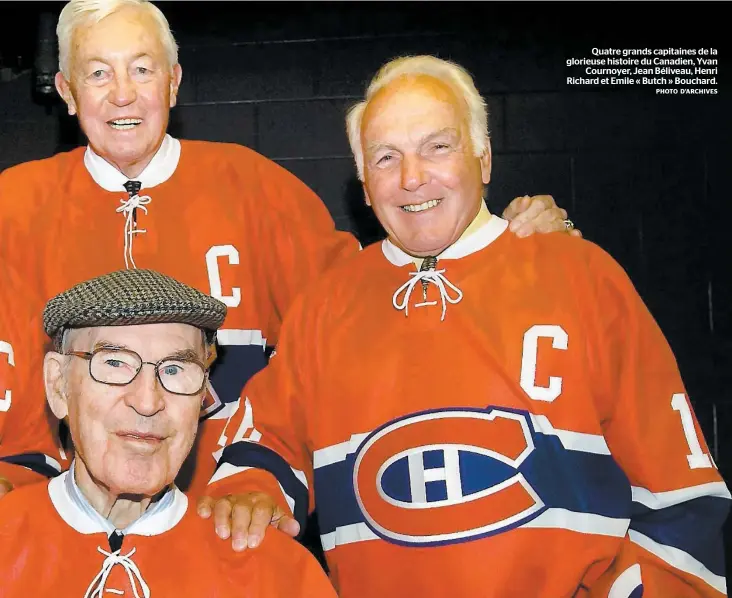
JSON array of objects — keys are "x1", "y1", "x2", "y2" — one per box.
[
  {"x1": 520, "y1": 325, "x2": 568, "y2": 402},
  {"x1": 206, "y1": 245, "x2": 241, "y2": 307},
  {"x1": 0, "y1": 340, "x2": 15, "y2": 412}
]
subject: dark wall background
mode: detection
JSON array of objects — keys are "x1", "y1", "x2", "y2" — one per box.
[{"x1": 2, "y1": 0, "x2": 731, "y2": 574}]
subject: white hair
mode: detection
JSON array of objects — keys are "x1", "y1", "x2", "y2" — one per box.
[
  {"x1": 57, "y1": 0, "x2": 179, "y2": 78},
  {"x1": 346, "y1": 55, "x2": 489, "y2": 181}
]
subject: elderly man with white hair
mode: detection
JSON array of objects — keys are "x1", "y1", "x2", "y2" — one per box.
[
  {"x1": 0, "y1": 0, "x2": 574, "y2": 508},
  {"x1": 0, "y1": 268, "x2": 337, "y2": 597},
  {"x1": 206, "y1": 55, "x2": 730, "y2": 597}
]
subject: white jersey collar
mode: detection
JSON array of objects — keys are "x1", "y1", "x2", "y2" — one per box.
[
  {"x1": 49, "y1": 465, "x2": 188, "y2": 537},
  {"x1": 382, "y1": 213, "x2": 509, "y2": 267},
  {"x1": 84, "y1": 134, "x2": 181, "y2": 192}
]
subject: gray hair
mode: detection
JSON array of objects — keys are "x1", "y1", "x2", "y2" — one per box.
[
  {"x1": 346, "y1": 55, "x2": 490, "y2": 181},
  {"x1": 57, "y1": 0, "x2": 179, "y2": 78}
]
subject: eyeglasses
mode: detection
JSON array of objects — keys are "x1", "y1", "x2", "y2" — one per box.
[{"x1": 66, "y1": 347, "x2": 208, "y2": 396}]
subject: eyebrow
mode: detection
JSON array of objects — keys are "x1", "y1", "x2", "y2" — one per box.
[
  {"x1": 84, "y1": 52, "x2": 153, "y2": 65},
  {"x1": 421, "y1": 128, "x2": 460, "y2": 143},
  {"x1": 92, "y1": 342, "x2": 203, "y2": 363},
  {"x1": 165, "y1": 349, "x2": 204, "y2": 362},
  {"x1": 365, "y1": 127, "x2": 460, "y2": 154},
  {"x1": 93, "y1": 341, "x2": 130, "y2": 351}
]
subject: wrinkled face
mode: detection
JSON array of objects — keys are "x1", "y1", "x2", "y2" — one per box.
[
  {"x1": 55, "y1": 5, "x2": 182, "y2": 177},
  {"x1": 361, "y1": 75, "x2": 491, "y2": 257},
  {"x1": 58, "y1": 323, "x2": 205, "y2": 498}
]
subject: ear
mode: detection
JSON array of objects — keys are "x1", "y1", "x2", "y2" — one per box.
[
  {"x1": 169, "y1": 64, "x2": 183, "y2": 108},
  {"x1": 44, "y1": 352, "x2": 69, "y2": 420},
  {"x1": 363, "y1": 184, "x2": 372, "y2": 207},
  {"x1": 479, "y1": 139, "x2": 492, "y2": 185},
  {"x1": 55, "y1": 72, "x2": 78, "y2": 116}
]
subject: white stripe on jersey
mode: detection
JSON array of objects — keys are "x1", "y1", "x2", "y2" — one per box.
[
  {"x1": 319, "y1": 509, "x2": 629, "y2": 552},
  {"x1": 629, "y1": 530, "x2": 726, "y2": 594},
  {"x1": 631, "y1": 481, "x2": 731, "y2": 510},
  {"x1": 321, "y1": 523, "x2": 379, "y2": 552},
  {"x1": 216, "y1": 329, "x2": 267, "y2": 348},
  {"x1": 208, "y1": 463, "x2": 253, "y2": 485},
  {"x1": 44, "y1": 454, "x2": 63, "y2": 474},
  {"x1": 529, "y1": 414, "x2": 610, "y2": 455},
  {"x1": 314, "y1": 433, "x2": 370, "y2": 469},
  {"x1": 520, "y1": 508, "x2": 629, "y2": 537},
  {"x1": 608, "y1": 564, "x2": 642, "y2": 598}
]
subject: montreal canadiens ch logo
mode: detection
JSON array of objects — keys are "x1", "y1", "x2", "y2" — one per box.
[{"x1": 352, "y1": 407, "x2": 546, "y2": 546}]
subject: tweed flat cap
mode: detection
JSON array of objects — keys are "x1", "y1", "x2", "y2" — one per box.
[{"x1": 43, "y1": 269, "x2": 227, "y2": 344}]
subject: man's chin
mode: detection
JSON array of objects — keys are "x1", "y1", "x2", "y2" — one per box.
[
  {"x1": 107, "y1": 474, "x2": 170, "y2": 498},
  {"x1": 392, "y1": 237, "x2": 453, "y2": 258}
]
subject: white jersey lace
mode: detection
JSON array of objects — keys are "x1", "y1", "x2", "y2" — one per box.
[
  {"x1": 83, "y1": 546, "x2": 151, "y2": 598},
  {"x1": 392, "y1": 268, "x2": 463, "y2": 321},
  {"x1": 116, "y1": 193, "x2": 152, "y2": 270}
]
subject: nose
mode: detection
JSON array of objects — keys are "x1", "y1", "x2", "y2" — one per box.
[
  {"x1": 124, "y1": 364, "x2": 165, "y2": 417},
  {"x1": 400, "y1": 154, "x2": 427, "y2": 192},
  {"x1": 108, "y1": 72, "x2": 137, "y2": 107}
]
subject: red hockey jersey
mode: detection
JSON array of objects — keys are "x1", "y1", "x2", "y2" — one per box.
[
  {"x1": 211, "y1": 215, "x2": 729, "y2": 597},
  {"x1": 0, "y1": 136, "x2": 359, "y2": 492},
  {"x1": 0, "y1": 471, "x2": 337, "y2": 597}
]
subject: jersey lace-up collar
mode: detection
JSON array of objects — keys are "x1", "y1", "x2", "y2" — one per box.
[
  {"x1": 49, "y1": 466, "x2": 188, "y2": 598},
  {"x1": 382, "y1": 214, "x2": 508, "y2": 321},
  {"x1": 83, "y1": 135, "x2": 181, "y2": 269}
]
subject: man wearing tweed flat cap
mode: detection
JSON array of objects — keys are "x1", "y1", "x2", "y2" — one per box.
[{"x1": 0, "y1": 269, "x2": 337, "y2": 597}]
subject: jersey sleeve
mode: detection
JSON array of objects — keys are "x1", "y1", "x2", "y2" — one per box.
[
  {"x1": 207, "y1": 288, "x2": 320, "y2": 530},
  {"x1": 585, "y1": 244, "x2": 729, "y2": 597},
  {"x1": 244, "y1": 529, "x2": 338, "y2": 597},
  {"x1": 0, "y1": 264, "x2": 65, "y2": 487},
  {"x1": 254, "y1": 157, "x2": 361, "y2": 342}
]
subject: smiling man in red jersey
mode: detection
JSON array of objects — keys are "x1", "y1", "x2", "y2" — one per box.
[{"x1": 206, "y1": 55, "x2": 730, "y2": 598}]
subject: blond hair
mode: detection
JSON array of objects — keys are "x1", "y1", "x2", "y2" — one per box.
[
  {"x1": 346, "y1": 55, "x2": 489, "y2": 181},
  {"x1": 57, "y1": 0, "x2": 178, "y2": 77}
]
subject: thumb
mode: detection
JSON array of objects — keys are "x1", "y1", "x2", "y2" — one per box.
[{"x1": 276, "y1": 514, "x2": 301, "y2": 538}]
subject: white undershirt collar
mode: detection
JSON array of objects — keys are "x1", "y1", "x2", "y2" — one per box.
[
  {"x1": 49, "y1": 463, "x2": 188, "y2": 537},
  {"x1": 382, "y1": 213, "x2": 509, "y2": 267},
  {"x1": 83, "y1": 134, "x2": 181, "y2": 192}
]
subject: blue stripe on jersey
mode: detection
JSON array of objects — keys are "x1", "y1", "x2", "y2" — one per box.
[
  {"x1": 313, "y1": 423, "x2": 631, "y2": 537},
  {"x1": 215, "y1": 442, "x2": 309, "y2": 531},
  {"x1": 630, "y1": 496, "x2": 729, "y2": 577},
  {"x1": 207, "y1": 343, "x2": 269, "y2": 407},
  {"x1": 0, "y1": 452, "x2": 61, "y2": 478}
]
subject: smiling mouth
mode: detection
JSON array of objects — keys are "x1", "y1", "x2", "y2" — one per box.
[
  {"x1": 401, "y1": 199, "x2": 442, "y2": 213},
  {"x1": 108, "y1": 118, "x2": 143, "y2": 131}
]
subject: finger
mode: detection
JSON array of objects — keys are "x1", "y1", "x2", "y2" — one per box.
[
  {"x1": 197, "y1": 495, "x2": 215, "y2": 518},
  {"x1": 246, "y1": 500, "x2": 276, "y2": 548},
  {"x1": 570, "y1": 228, "x2": 583, "y2": 238},
  {"x1": 230, "y1": 502, "x2": 254, "y2": 552},
  {"x1": 534, "y1": 194, "x2": 557, "y2": 210},
  {"x1": 514, "y1": 212, "x2": 564, "y2": 238},
  {"x1": 509, "y1": 198, "x2": 549, "y2": 233},
  {"x1": 502, "y1": 195, "x2": 531, "y2": 222},
  {"x1": 537, "y1": 213, "x2": 569, "y2": 234},
  {"x1": 213, "y1": 497, "x2": 234, "y2": 540},
  {"x1": 274, "y1": 513, "x2": 301, "y2": 538}
]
